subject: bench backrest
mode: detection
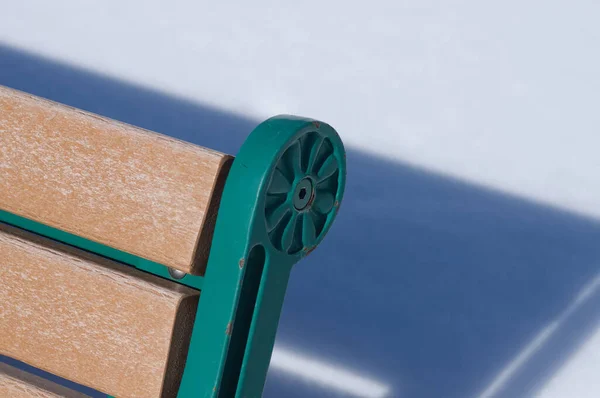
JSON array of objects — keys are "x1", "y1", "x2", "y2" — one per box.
[
  {"x1": 0, "y1": 85, "x2": 347, "y2": 397},
  {"x1": 1, "y1": 222, "x2": 198, "y2": 397},
  {"x1": 1, "y1": 362, "x2": 88, "y2": 398},
  {"x1": 0, "y1": 86, "x2": 232, "y2": 275}
]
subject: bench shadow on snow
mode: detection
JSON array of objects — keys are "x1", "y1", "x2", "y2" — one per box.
[{"x1": 2, "y1": 44, "x2": 600, "y2": 398}]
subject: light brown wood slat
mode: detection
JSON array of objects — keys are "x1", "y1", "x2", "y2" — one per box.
[
  {"x1": 0, "y1": 223, "x2": 200, "y2": 398},
  {"x1": 0, "y1": 85, "x2": 233, "y2": 275},
  {"x1": 0, "y1": 362, "x2": 90, "y2": 398}
]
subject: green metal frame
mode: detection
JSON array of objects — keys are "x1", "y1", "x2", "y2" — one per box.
[{"x1": 0, "y1": 115, "x2": 346, "y2": 397}]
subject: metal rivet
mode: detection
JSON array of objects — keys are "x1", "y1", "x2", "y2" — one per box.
[
  {"x1": 168, "y1": 268, "x2": 186, "y2": 279},
  {"x1": 293, "y1": 177, "x2": 314, "y2": 210}
]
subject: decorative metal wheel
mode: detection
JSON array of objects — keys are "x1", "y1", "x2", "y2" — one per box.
[{"x1": 264, "y1": 130, "x2": 342, "y2": 254}]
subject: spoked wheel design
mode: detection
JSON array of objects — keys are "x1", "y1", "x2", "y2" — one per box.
[{"x1": 264, "y1": 130, "x2": 343, "y2": 254}]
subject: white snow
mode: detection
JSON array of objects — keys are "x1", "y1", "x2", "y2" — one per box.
[
  {"x1": 536, "y1": 327, "x2": 600, "y2": 398},
  {"x1": 270, "y1": 346, "x2": 391, "y2": 398},
  {"x1": 1, "y1": 1, "x2": 599, "y2": 396},
  {"x1": 1, "y1": 1, "x2": 599, "y2": 219}
]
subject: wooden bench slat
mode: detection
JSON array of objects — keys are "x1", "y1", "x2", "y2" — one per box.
[
  {"x1": 0, "y1": 223, "x2": 200, "y2": 398},
  {"x1": 0, "y1": 85, "x2": 233, "y2": 275},
  {"x1": 0, "y1": 362, "x2": 90, "y2": 398}
]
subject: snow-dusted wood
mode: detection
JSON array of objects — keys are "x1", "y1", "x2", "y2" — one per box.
[
  {"x1": 0, "y1": 362, "x2": 90, "y2": 398},
  {"x1": 0, "y1": 223, "x2": 200, "y2": 398},
  {"x1": 0, "y1": 85, "x2": 233, "y2": 275}
]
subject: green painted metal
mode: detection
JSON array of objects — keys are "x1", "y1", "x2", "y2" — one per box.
[
  {"x1": 178, "y1": 116, "x2": 346, "y2": 397},
  {"x1": 1, "y1": 115, "x2": 345, "y2": 398}
]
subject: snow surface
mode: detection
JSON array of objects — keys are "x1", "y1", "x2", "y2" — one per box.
[
  {"x1": 1, "y1": 1, "x2": 600, "y2": 397},
  {"x1": 1, "y1": 1, "x2": 598, "y2": 219}
]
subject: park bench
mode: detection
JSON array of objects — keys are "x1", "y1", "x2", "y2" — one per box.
[{"x1": 0, "y1": 85, "x2": 346, "y2": 398}]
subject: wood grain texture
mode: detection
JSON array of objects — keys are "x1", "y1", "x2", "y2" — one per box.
[
  {"x1": 0, "y1": 223, "x2": 200, "y2": 398},
  {"x1": 0, "y1": 362, "x2": 90, "y2": 398},
  {"x1": 0, "y1": 85, "x2": 234, "y2": 275}
]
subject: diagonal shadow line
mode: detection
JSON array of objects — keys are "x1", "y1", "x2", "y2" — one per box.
[
  {"x1": 2, "y1": 43, "x2": 600, "y2": 398},
  {"x1": 476, "y1": 272, "x2": 600, "y2": 397}
]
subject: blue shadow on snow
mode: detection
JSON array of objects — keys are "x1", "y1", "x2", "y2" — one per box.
[{"x1": 2, "y1": 44, "x2": 600, "y2": 398}]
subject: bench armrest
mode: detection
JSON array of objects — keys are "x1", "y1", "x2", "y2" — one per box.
[{"x1": 181, "y1": 116, "x2": 346, "y2": 397}]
